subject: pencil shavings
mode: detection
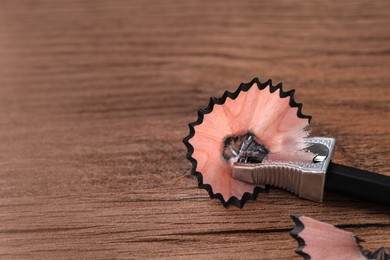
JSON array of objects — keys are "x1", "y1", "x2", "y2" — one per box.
[
  {"x1": 290, "y1": 215, "x2": 390, "y2": 260},
  {"x1": 183, "y1": 78, "x2": 313, "y2": 207}
]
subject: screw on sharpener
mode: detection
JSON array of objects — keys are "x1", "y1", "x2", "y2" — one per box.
[{"x1": 232, "y1": 137, "x2": 336, "y2": 202}]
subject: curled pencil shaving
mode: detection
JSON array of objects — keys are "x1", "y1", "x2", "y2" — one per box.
[
  {"x1": 183, "y1": 78, "x2": 314, "y2": 207},
  {"x1": 290, "y1": 215, "x2": 390, "y2": 260}
]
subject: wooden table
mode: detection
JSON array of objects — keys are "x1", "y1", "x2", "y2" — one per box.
[{"x1": 0, "y1": 0, "x2": 389, "y2": 259}]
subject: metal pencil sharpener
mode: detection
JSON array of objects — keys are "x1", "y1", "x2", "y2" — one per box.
[{"x1": 232, "y1": 137, "x2": 336, "y2": 202}]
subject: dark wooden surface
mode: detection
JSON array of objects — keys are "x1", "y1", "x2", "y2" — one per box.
[{"x1": 0, "y1": 0, "x2": 389, "y2": 259}]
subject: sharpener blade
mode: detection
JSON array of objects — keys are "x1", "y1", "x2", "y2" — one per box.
[{"x1": 232, "y1": 137, "x2": 336, "y2": 202}]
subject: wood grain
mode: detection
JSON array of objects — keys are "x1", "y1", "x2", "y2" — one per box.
[{"x1": 0, "y1": 0, "x2": 389, "y2": 259}]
